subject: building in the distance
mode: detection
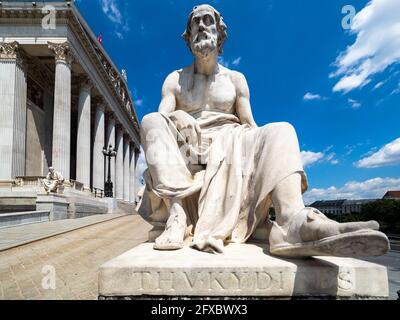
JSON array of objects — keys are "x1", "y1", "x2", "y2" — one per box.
[
  {"x1": 383, "y1": 191, "x2": 400, "y2": 200},
  {"x1": 0, "y1": 1, "x2": 140, "y2": 227},
  {"x1": 310, "y1": 199, "x2": 377, "y2": 215},
  {"x1": 309, "y1": 200, "x2": 346, "y2": 215}
]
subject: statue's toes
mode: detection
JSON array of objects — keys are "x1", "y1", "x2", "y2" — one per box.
[{"x1": 339, "y1": 220, "x2": 379, "y2": 234}]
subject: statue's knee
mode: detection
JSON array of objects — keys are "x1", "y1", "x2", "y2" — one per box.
[
  {"x1": 270, "y1": 122, "x2": 296, "y2": 135},
  {"x1": 141, "y1": 112, "x2": 164, "y2": 135}
]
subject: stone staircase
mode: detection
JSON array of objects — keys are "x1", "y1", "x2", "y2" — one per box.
[
  {"x1": 0, "y1": 210, "x2": 50, "y2": 229},
  {"x1": 0, "y1": 196, "x2": 36, "y2": 214}
]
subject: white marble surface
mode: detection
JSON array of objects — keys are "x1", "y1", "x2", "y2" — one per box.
[
  {"x1": 76, "y1": 80, "x2": 92, "y2": 189},
  {"x1": 123, "y1": 138, "x2": 130, "y2": 201},
  {"x1": 99, "y1": 242, "x2": 389, "y2": 298},
  {"x1": 115, "y1": 127, "x2": 124, "y2": 200},
  {"x1": 93, "y1": 104, "x2": 105, "y2": 190},
  {"x1": 51, "y1": 49, "x2": 72, "y2": 180},
  {"x1": 0, "y1": 44, "x2": 27, "y2": 180}
]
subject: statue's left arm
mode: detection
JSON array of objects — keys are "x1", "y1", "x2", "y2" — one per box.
[{"x1": 232, "y1": 71, "x2": 258, "y2": 128}]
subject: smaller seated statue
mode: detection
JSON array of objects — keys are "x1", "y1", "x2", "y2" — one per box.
[{"x1": 42, "y1": 167, "x2": 64, "y2": 194}]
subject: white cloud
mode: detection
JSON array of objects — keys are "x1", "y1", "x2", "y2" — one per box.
[
  {"x1": 218, "y1": 56, "x2": 242, "y2": 68},
  {"x1": 355, "y1": 137, "x2": 400, "y2": 168},
  {"x1": 391, "y1": 81, "x2": 400, "y2": 95},
  {"x1": 301, "y1": 151, "x2": 324, "y2": 167},
  {"x1": 303, "y1": 92, "x2": 322, "y2": 101},
  {"x1": 373, "y1": 81, "x2": 385, "y2": 90},
  {"x1": 331, "y1": 0, "x2": 400, "y2": 93},
  {"x1": 303, "y1": 177, "x2": 400, "y2": 204},
  {"x1": 115, "y1": 31, "x2": 123, "y2": 39},
  {"x1": 101, "y1": 0, "x2": 123, "y2": 24},
  {"x1": 135, "y1": 99, "x2": 143, "y2": 107},
  {"x1": 348, "y1": 98, "x2": 361, "y2": 109},
  {"x1": 326, "y1": 152, "x2": 339, "y2": 165},
  {"x1": 100, "y1": 0, "x2": 129, "y2": 37},
  {"x1": 232, "y1": 57, "x2": 242, "y2": 66},
  {"x1": 301, "y1": 149, "x2": 339, "y2": 168}
]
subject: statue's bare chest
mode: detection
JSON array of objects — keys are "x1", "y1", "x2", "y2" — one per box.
[{"x1": 175, "y1": 72, "x2": 237, "y2": 114}]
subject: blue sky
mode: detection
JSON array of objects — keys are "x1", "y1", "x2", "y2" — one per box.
[{"x1": 75, "y1": 0, "x2": 400, "y2": 203}]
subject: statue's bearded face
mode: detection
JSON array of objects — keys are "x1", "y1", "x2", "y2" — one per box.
[{"x1": 189, "y1": 10, "x2": 218, "y2": 58}]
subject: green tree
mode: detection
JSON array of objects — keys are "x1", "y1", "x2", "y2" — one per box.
[{"x1": 360, "y1": 200, "x2": 400, "y2": 234}]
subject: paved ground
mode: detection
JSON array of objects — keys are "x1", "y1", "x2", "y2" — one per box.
[
  {"x1": 0, "y1": 215, "x2": 152, "y2": 300},
  {"x1": 361, "y1": 241, "x2": 400, "y2": 300},
  {"x1": 0, "y1": 214, "x2": 126, "y2": 251}
]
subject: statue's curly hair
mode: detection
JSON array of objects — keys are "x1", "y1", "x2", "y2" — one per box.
[{"x1": 182, "y1": 4, "x2": 228, "y2": 55}]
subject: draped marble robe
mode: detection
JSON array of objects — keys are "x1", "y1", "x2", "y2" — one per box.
[{"x1": 140, "y1": 110, "x2": 308, "y2": 252}]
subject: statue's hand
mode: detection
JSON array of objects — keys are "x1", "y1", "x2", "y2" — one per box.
[{"x1": 169, "y1": 110, "x2": 201, "y2": 146}]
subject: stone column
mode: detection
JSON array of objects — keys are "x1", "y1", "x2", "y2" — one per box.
[
  {"x1": 115, "y1": 126, "x2": 124, "y2": 200},
  {"x1": 48, "y1": 42, "x2": 73, "y2": 181},
  {"x1": 93, "y1": 101, "x2": 105, "y2": 191},
  {"x1": 123, "y1": 136, "x2": 130, "y2": 201},
  {"x1": 0, "y1": 42, "x2": 27, "y2": 180},
  {"x1": 106, "y1": 113, "x2": 116, "y2": 195},
  {"x1": 129, "y1": 145, "x2": 136, "y2": 203},
  {"x1": 75, "y1": 77, "x2": 92, "y2": 190}
]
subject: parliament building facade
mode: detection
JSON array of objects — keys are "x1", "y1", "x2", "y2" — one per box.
[{"x1": 0, "y1": 1, "x2": 141, "y2": 226}]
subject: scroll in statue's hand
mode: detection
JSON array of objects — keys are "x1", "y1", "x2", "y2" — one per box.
[{"x1": 169, "y1": 110, "x2": 201, "y2": 147}]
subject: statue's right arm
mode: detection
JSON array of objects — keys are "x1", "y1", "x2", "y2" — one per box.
[{"x1": 158, "y1": 72, "x2": 178, "y2": 115}]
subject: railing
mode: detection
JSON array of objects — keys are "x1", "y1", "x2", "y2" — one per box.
[
  {"x1": 14, "y1": 176, "x2": 45, "y2": 187},
  {"x1": 70, "y1": 180, "x2": 84, "y2": 192},
  {"x1": 92, "y1": 188, "x2": 104, "y2": 198}
]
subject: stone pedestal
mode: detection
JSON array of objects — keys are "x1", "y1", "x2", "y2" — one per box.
[
  {"x1": 36, "y1": 193, "x2": 69, "y2": 221},
  {"x1": 99, "y1": 243, "x2": 389, "y2": 299},
  {"x1": 104, "y1": 197, "x2": 117, "y2": 213}
]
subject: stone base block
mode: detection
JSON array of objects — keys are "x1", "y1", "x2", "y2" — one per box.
[
  {"x1": 99, "y1": 243, "x2": 389, "y2": 299},
  {"x1": 65, "y1": 192, "x2": 108, "y2": 219},
  {"x1": 36, "y1": 193, "x2": 69, "y2": 221},
  {"x1": 105, "y1": 198, "x2": 117, "y2": 213}
]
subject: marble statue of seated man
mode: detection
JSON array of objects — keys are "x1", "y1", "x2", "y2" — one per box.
[
  {"x1": 43, "y1": 167, "x2": 64, "y2": 194},
  {"x1": 139, "y1": 4, "x2": 389, "y2": 257}
]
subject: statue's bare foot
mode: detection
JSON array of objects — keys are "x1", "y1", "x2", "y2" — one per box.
[
  {"x1": 269, "y1": 207, "x2": 390, "y2": 257},
  {"x1": 154, "y1": 210, "x2": 186, "y2": 251}
]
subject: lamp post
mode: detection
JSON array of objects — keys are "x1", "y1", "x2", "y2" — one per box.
[{"x1": 102, "y1": 144, "x2": 117, "y2": 198}]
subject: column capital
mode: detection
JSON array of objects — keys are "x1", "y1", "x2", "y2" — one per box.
[
  {"x1": 0, "y1": 41, "x2": 27, "y2": 69},
  {"x1": 48, "y1": 42, "x2": 74, "y2": 67},
  {"x1": 0, "y1": 41, "x2": 19, "y2": 60},
  {"x1": 129, "y1": 141, "x2": 137, "y2": 149},
  {"x1": 115, "y1": 122, "x2": 124, "y2": 132},
  {"x1": 106, "y1": 111, "x2": 116, "y2": 122},
  {"x1": 97, "y1": 103, "x2": 106, "y2": 113},
  {"x1": 78, "y1": 75, "x2": 93, "y2": 92},
  {"x1": 123, "y1": 133, "x2": 131, "y2": 143},
  {"x1": 93, "y1": 96, "x2": 107, "y2": 112}
]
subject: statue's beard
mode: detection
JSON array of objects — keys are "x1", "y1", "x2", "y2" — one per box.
[{"x1": 191, "y1": 32, "x2": 218, "y2": 58}]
